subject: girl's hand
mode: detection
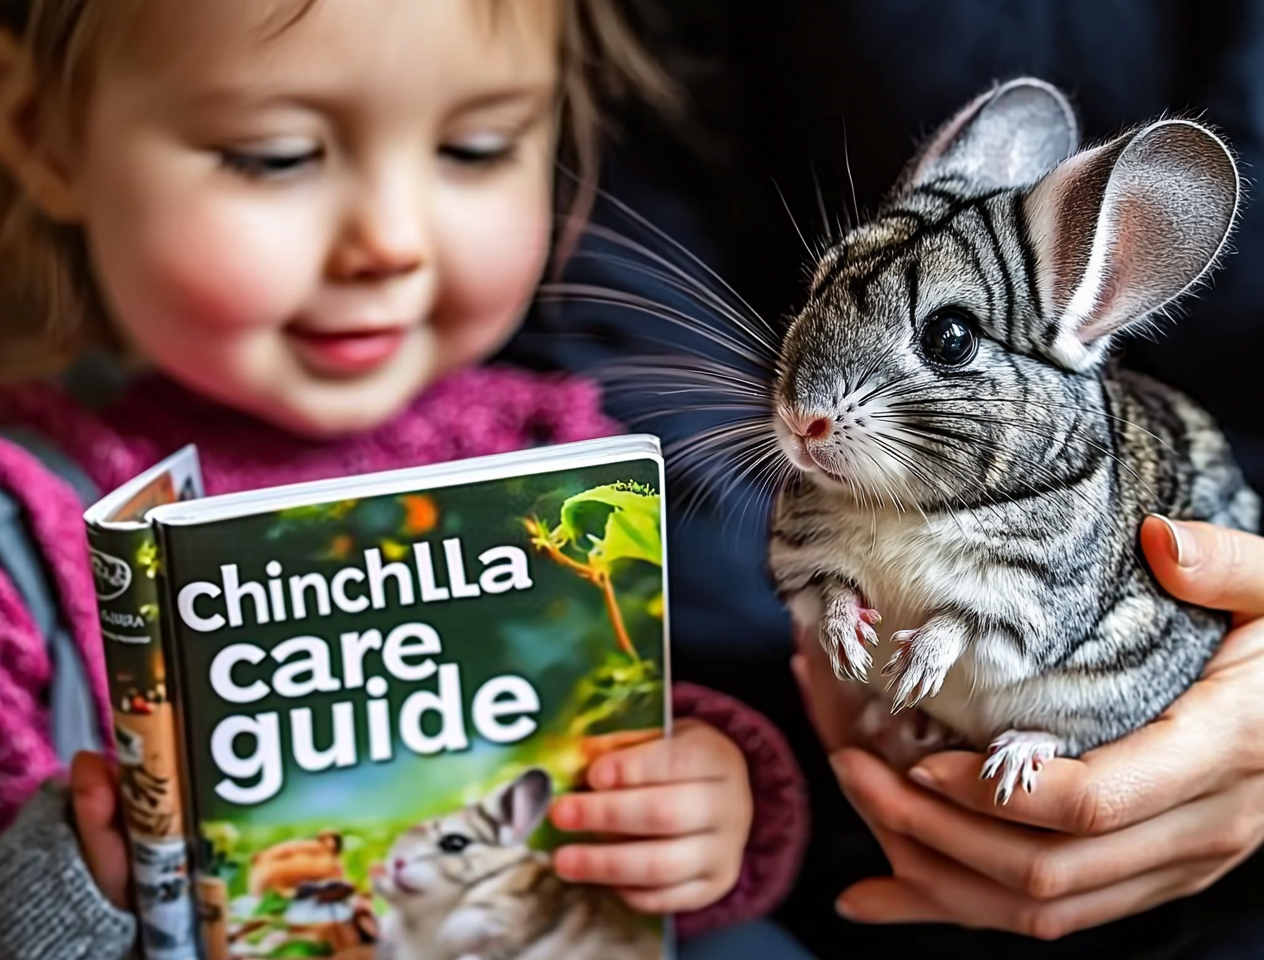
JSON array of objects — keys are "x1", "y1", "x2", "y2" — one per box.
[
  {"x1": 809, "y1": 517, "x2": 1264, "y2": 939},
  {"x1": 70, "y1": 751, "x2": 131, "y2": 910},
  {"x1": 549, "y1": 719, "x2": 753, "y2": 915}
]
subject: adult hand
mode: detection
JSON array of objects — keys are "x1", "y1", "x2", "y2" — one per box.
[{"x1": 800, "y1": 516, "x2": 1264, "y2": 940}]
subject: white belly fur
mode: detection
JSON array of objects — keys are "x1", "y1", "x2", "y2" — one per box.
[{"x1": 786, "y1": 504, "x2": 1050, "y2": 747}]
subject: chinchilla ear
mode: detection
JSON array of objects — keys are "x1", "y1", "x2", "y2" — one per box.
[
  {"x1": 1022, "y1": 119, "x2": 1240, "y2": 371},
  {"x1": 896, "y1": 77, "x2": 1079, "y2": 195},
  {"x1": 492, "y1": 768, "x2": 553, "y2": 845}
]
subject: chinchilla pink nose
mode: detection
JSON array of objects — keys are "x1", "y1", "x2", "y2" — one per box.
[
  {"x1": 803, "y1": 417, "x2": 831, "y2": 439},
  {"x1": 780, "y1": 408, "x2": 834, "y2": 439}
]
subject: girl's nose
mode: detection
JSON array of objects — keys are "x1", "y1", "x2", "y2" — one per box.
[
  {"x1": 330, "y1": 180, "x2": 428, "y2": 282},
  {"x1": 331, "y1": 224, "x2": 424, "y2": 281}
]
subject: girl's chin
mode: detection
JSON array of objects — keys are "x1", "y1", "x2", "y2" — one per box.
[{"x1": 253, "y1": 377, "x2": 424, "y2": 440}]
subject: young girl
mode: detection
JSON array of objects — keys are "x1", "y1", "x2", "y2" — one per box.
[{"x1": 0, "y1": 1, "x2": 812, "y2": 958}]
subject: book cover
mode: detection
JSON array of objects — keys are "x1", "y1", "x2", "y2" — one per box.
[{"x1": 92, "y1": 437, "x2": 670, "y2": 960}]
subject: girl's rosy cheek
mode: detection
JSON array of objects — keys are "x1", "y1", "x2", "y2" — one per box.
[
  {"x1": 140, "y1": 209, "x2": 315, "y2": 332},
  {"x1": 441, "y1": 199, "x2": 551, "y2": 324}
]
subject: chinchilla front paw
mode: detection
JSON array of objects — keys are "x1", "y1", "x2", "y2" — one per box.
[
  {"x1": 981, "y1": 729, "x2": 1066, "y2": 804},
  {"x1": 881, "y1": 613, "x2": 970, "y2": 711},
  {"x1": 820, "y1": 597, "x2": 882, "y2": 683}
]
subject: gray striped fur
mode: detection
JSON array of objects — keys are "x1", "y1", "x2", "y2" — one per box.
[{"x1": 769, "y1": 78, "x2": 1260, "y2": 801}]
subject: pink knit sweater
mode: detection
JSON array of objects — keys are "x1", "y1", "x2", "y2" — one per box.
[{"x1": 0, "y1": 364, "x2": 808, "y2": 938}]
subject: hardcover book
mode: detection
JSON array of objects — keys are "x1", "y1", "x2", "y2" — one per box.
[{"x1": 84, "y1": 435, "x2": 670, "y2": 960}]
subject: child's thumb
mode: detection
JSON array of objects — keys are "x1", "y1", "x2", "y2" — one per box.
[
  {"x1": 70, "y1": 752, "x2": 130, "y2": 909},
  {"x1": 70, "y1": 751, "x2": 116, "y2": 822}
]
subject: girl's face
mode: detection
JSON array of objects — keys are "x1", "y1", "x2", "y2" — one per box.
[{"x1": 62, "y1": 0, "x2": 559, "y2": 437}]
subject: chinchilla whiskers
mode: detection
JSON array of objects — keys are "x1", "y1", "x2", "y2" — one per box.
[
  {"x1": 854, "y1": 437, "x2": 936, "y2": 519},
  {"x1": 564, "y1": 239, "x2": 782, "y2": 359},
  {"x1": 773, "y1": 177, "x2": 823, "y2": 261},
  {"x1": 602, "y1": 397, "x2": 771, "y2": 427},
  {"x1": 669, "y1": 431, "x2": 787, "y2": 530},
  {"x1": 553, "y1": 182, "x2": 778, "y2": 339},
  {"x1": 880, "y1": 404, "x2": 1159, "y2": 506},
  {"x1": 884, "y1": 392, "x2": 1170, "y2": 451},
  {"x1": 883, "y1": 421, "x2": 1143, "y2": 537},
  {"x1": 810, "y1": 161, "x2": 837, "y2": 246},
  {"x1": 841, "y1": 114, "x2": 860, "y2": 231},
  {"x1": 595, "y1": 348, "x2": 788, "y2": 528},
  {"x1": 876, "y1": 430, "x2": 1012, "y2": 525},
  {"x1": 759, "y1": 454, "x2": 800, "y2": 510},
  {"x1": 597, "y1": 356, "x2": 773, "y2": 405},
  {"x1": 858, "y1": 445, "x2": 917, "y2": 517},
  {"x1": 852, "y1": 361, "x2": 942, "y2": 407},
  {"x1": 537, "y1": 284, "x2": 777, "y2": 370},
  {"x1": 717, "y1": 440, "x2": 794, "y2": 531},
  {"x1": 869, "y1": 434, "x2": 985, "y2": 538},
  {"x1": 669, "y1": 420, "x2": 779, "y2": 488},
  {"x1": 670, "y1": 416, "x2": 775, "y2": 458},
  {"x1": 812, "y1": 438, "x2": 909, "y2": 525}
]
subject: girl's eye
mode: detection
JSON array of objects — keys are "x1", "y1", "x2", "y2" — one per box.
[
  {"x1": 438, "y1": 834, "x2": 471, "y2": 854},
  {"x1": 921, "y1": 310, "x2": 979, "y2": 367},
  {"x1": 439, "y1": 138, "x2": 516, "y2": 167},
  {"x1": 219, "y1": 146, "x2": 322, "y2": 179}
]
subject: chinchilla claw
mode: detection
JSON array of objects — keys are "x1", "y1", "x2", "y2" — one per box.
[
  {"x1": 820, "y1": 599, "x2": 885, "y2": 683},
  {"x1": 980, "y1": 730, "x2": 1063, "y2": 804},
  {"x1": 883, "y1": 628, "x2": 952, "y2": 712},
  {"x1": 859, "y1": 607, "x2": 883, "y2": 627}
]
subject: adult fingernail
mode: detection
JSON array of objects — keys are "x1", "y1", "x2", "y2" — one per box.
[
  {"x1": 908, "y1": 766, "x2": 938, "y2": 792},
  {"x1": 1150, "y1": 514, "x2": 1195, "y2": 568},
  {"x1": 830, "y1": 752, "x2": 854, "y2": 788},
  {"x1": 836, "y1": 894, "x2": 863, "y2": 920}
]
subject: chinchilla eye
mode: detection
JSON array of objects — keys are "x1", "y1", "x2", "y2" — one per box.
[
  {"x1": 438, "y1": 834, "x2": 471, "y2": 854},
  {"x1": 921, "y1": 310, "x2": 978, "y2": 366}
]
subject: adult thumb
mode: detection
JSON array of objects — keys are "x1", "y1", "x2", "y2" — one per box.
[{"x1": 1141, "y1": 515, "x2": 1264, "y2": 622}]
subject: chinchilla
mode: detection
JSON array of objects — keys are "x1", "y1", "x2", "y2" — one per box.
[{"x1": 768, "y1": 77, "x2": 1261, "y2": 802}]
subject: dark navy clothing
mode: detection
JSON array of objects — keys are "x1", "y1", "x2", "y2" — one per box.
[{"x1": 501, "y1": 3, "x2": 1264, "y2": 956}]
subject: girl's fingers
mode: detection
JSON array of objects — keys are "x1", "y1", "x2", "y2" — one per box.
[
  {"x1": 550, "y1": 782, "x2": 717, "y2": 837},
  {"x1": 70, "y1": 752, "x2": 130, "y2": 909},
  {"x1": 553, "y1": 835, "x2": 713, "y2": 888},
  {"x1": 586, "y1": 720, "x2": 737, "y2": 790},
  {"x1": 70, "y1": 751, "x2": 118, "y2": 830},
  {"x1": 618, "y1": 880, "x2": 721, "y2": 915}
]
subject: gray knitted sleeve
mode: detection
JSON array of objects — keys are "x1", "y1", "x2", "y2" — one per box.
[{"x1": 0, "y1": 780, "x2": 136, "y2": 960}]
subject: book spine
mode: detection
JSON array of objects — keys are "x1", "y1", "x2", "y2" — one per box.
[{"x1": 87, "y1": 521, "x2": 200, "y2": 960}]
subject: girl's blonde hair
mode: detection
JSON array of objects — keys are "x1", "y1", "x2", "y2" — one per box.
[{"x1": 0, "y1": 0, "x2": 675, "y2": 377}]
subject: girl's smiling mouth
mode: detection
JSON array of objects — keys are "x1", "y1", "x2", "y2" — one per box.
[{"x1": 285, "y1": 325, "x2": 408, "y2": 376}]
